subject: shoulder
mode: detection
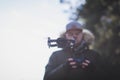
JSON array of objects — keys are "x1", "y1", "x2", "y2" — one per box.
[
  {"x1": 86, "y1": 49, "x2": 101, "y2": 59},
  {"x1": 50, "y1": 49, "x2": 65, "y2": 57},
  {"x1": 49, "y1": 50, "x2": 66, "y2": 62},
  {"x1": 52, "y1": 50, "x2": 64, "y2": 55},
  {"x1": 87, "y1": 49, "x2": 100, "y2": 55}
]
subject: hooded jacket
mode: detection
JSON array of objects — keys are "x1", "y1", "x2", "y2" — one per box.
[
  {"x1": 43, "y1": 29, "x2": 104, "y2": 80},
  {"x1": 43, "y1": 47, "x2": 104, "y2": 80}
]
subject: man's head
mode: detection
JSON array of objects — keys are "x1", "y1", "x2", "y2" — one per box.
[
  {"x1": 65, "y1": 21, "x2": 84, "y2": 45},
  {"x1": 66, "y1": 21, "x2": 83, "y2": 32}
]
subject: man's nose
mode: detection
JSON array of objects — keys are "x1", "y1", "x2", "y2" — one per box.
[{"x1": 72, "y1": 34, "x2": 77, "y2": 39}]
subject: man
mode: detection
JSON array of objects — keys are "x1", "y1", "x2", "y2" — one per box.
[{"x1": 43, "y1": 21, "x2": 103, "y2": 80}]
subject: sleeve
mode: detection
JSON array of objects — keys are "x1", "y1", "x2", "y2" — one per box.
[{"x1": 43, "y1": 52, "x2": 68, "y2": 80}]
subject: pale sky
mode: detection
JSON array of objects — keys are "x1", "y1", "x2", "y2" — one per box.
[
  {"x1": 0, "y1": 0, "x2": 85, "y2": 80},
  {"x1": 0, "y1": 0, "x2": 69, "y2": 80}
]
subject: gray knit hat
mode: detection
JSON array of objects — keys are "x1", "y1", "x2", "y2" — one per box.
[{"x1": 66, "y1": 21, "x2": 83, "y2": 32}]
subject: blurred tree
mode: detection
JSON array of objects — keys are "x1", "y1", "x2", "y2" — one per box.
[{"x1": 60, "y1": 0, "x2": 120, "y2": 65}]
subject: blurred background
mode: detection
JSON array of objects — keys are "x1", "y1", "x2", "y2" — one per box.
[{"x1": 0, "y1": 0, "x2": 120, "y2": 80}]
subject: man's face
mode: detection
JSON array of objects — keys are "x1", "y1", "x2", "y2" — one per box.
[{"x1": 65, "y1": 29, "x2": 83, "y2": 45}]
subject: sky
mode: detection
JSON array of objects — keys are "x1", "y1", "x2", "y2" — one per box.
[
  {"x1": 0, "y1": 0, "x2": 85, "y2": 80},
  {"x1": 0, "y1": 0, "x2": 69, "y2": 80}
]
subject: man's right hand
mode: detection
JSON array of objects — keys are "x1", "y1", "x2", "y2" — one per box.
[{"x1": 67, "y1": 57, "x2": 91, "y2": 69}]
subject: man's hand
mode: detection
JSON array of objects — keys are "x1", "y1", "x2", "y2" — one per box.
[
  {"x1": 81, "y1": 59, "x2": 90, "y2": 69},
  {"x1": 67, "y1": 58, "x2": 91, "y2": 69}
]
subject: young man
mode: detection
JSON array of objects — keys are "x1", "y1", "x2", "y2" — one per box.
[{"x1": 43, "y1": 21, "x2": 103, "y2": 80}]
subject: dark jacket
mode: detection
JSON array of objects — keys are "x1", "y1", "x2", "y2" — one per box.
[{"x1": 43, "y1": 48, "x2": 103, "y2": 80}]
